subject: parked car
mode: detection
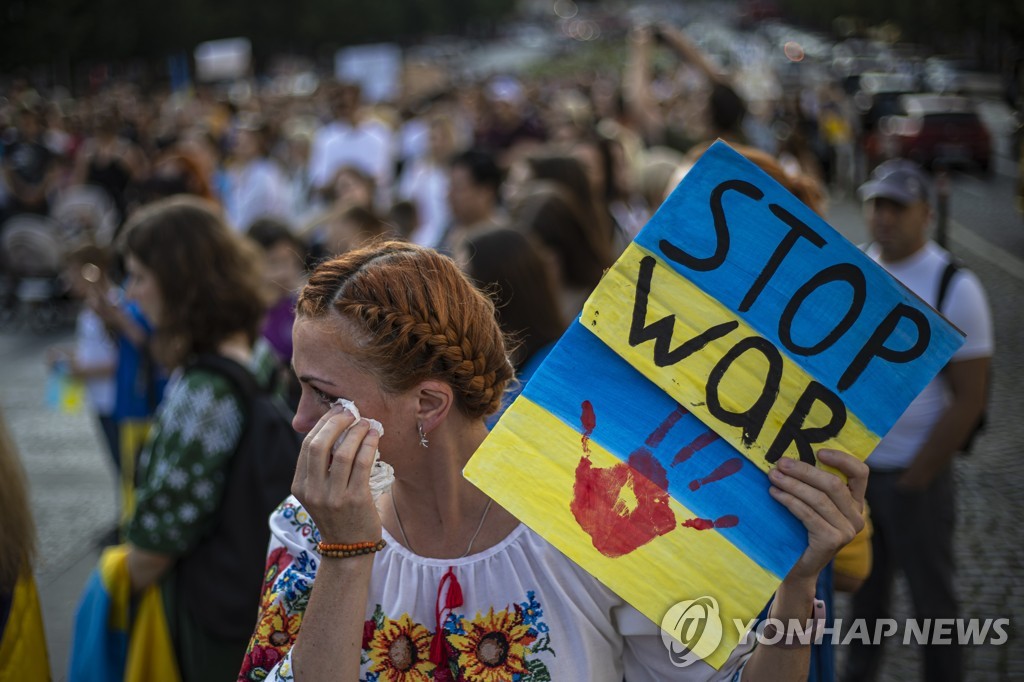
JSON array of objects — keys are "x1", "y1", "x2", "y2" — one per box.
[
  {"x1": 866, "y1": 94, "x2": 992, "y2": 172},
  {"x1": 853, "y1": 71, "x2": 918, "y2": 133}
]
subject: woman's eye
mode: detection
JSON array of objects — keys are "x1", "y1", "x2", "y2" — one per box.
[{"x1": 313, "y1": 387, "x2": 336, "y2": 406}]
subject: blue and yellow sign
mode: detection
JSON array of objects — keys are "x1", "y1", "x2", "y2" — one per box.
[{"x1": 464, "y1": 141, "x2": 964, "y2": 668}]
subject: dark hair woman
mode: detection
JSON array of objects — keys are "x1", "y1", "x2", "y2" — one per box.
[
  {"x1": 458, "y1": 227, "x2": 566, "y2": 427},
  {"x1": 119, "y1": 195, "x2": 288, "y2": 681}
]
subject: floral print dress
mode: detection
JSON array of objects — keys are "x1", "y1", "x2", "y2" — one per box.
[{"x1": 239, "y1": 496, "x2": 753, "y2": 682}]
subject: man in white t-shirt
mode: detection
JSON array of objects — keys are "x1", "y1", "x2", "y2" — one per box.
[
  {"x1": 843, "y1": 160, "x2": 993, "y2": 682},
  {"x1": 308, "y1": 84, "x2": 394, "y2": 208}
]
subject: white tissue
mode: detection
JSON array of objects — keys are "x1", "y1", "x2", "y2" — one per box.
[{"x1": 332, "y1": 398, "x2": 394, "y2": 498}]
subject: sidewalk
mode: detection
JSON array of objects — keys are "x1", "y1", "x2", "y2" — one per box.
[{"x1": 0, "y1": 326, "x2": 117, "y2": 680}]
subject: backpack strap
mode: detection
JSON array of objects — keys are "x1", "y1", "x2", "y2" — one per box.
[
  {"x1": 935, "y1": 259, "x2": 961, "y2": 314},
  {"x1": 186, "y1": 353, "x2": 264, "y2": 418}
]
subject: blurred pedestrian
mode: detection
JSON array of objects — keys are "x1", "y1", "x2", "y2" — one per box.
[
  {"x1": 309, "y1": 83, "x2": 394, "y2": 207},
  {"x1": 843, "y1": 160, "x2": 994, "y2": 682},
  {"x1": 72, "y1": 111, "x2": 145, "y2": 225},
  {"x1": 225, "y1": 119, "x2": 290, "y2": 232},
  {"x1": 441, "y1": 149, "x2": 506, "y2": 254},
  {"x1": 47, "y1": 244, "x2": 119, "y2": 468},
  {"x1": 246, "y1": 217, "x2": 306, "y2": 365},
  {"x1": 2, "y1": 107, "x2": 57, "y2": 218},
  {"x1": 509, "y1": 176, "x2": 613, "y2": 318},
  {"x1": 475, "y1": 75, "x2": 547, "y2": 167},
  {"x1": 396, "y1": 116, "x2": 457, "y2": 248}
]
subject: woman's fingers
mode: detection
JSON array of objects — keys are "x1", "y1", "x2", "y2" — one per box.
[
  {"x1": 819, "y1": 448, "x2": 869, "y2": 508},
  {"x1": 297, "y1": 406, "x2": 356, "y2": 484},
  {"x1": 348, "y1": 429, "x2": 380, "y2": 488},
  {"x1": 769, "y1": 464, "x2": 855, "y2": 537},
  {"x1": 326, "y1": 419, "x2": 371, "y2": 486},
  {"x1": 773, "y1": 453, "x2": 866, "y2": 530},
  {"x1": 302, "y1": 419, "x2": 382, "y2": 544},
  {"x1": 769, "y1": 451, "x2": 869, "y2": 580},
  {"x1": 768, "y1": 484, "x2": 852, "y2": 548}
]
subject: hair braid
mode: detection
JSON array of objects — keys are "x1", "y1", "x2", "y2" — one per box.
[{"x1": 297, "y1": 242, "x2": 514, "y2": 418}]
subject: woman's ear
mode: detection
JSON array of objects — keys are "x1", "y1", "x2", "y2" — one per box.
[{"x1": 416, "y1": 380, "x2": 454, "y2": 435}]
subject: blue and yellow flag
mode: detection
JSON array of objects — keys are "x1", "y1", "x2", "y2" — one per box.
[
  {"x1": 0, "y1": 571, "x2": 51, "y2": 681},
  {"x1": 465, "y1": 141, "x2": 964, "y2": 669},
  {"x1": 69, "y1": 544, "x2": 181, "y2": 682}
]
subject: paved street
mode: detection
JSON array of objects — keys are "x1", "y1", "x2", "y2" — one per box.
[{"x1": 3, "y1": 169, "x2": 1022, "y2": 679}]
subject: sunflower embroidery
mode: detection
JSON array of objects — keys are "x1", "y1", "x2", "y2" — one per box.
[
  {"x1": 367, "y1": 613, "x2": 436, "y2": 681},
  {"x1": 448, "y1": 607, "x2": 536, "y2": 682},
  {"x1": 256, "y1": 602, "x2": 302, "y2": 649}
]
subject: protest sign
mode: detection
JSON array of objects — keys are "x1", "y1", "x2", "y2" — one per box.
[
  {"x1": 194, "y1": 38, "x2": 252, "y2": 82},
  {"x1": 464, "y1": 141, "x2": 964, "y2": 669}
]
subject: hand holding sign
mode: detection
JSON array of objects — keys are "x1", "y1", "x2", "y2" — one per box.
[
  {"x1": 465, "y1": 141, "x2": 963, "y2": 669},
  {"x1": 768, "y1": 449, "x2": 868, "y2": 584}
]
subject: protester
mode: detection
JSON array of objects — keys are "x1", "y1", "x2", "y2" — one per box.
[
  {"x1": 441, "y1": 149, "x2": 506, "y2": 254},
  {"x1": 396, "y1": 116, "x2": 457, "y2": 248},
  {"x1": 308, "y1": 83, "x2": 394, "y2": 205},
  {"x1": 2, "y1": 107, "x2": 57, "y2": 218},
  {"x1": 237, "y1": 240, "x2": 867, "y2": 681},
  {"x1": 507, "y1": 151, "x2": 614, "y2": 254},
  {"x1": 844, "y1": 160, "x2": 994, "y2": 682},
  {"x1": 225, "y1": 120, "x2": 290, "y2": 232},
  {"x1": 246, "y1": 217, "x2": 306, "y2": 366},
  {"x1": 570, "y1": 132, "x2": 647, "y2": 248},
  {"x1": 458, "y1": 226, "x2": 566, "y2": 427},
  {"x1": 46, "y1": 244, "x2": 119, "y2": 468},
  {"x1": 117, "y1": 196, "x2": 282, "y2": 680},
  {"x1": 71, "y1": 111, "x2": 145, "y2": 225},
  {"x1": 509, "y1": 177, "x2": 613, "y2": 318},
  {"x1": 84, "y1": 252, "x2": 168, "y2": 534}
]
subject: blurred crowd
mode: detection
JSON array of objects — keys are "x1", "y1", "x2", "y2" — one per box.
[
  {"x1": 1, "y1": 20, "x2": 886, "y2": 681},
  {"x1": 0, "y1": 22, "x2": 870, "y2": 328},
  {"x1": 0, "y1": 16, "x2": 863, "y2": 569}
]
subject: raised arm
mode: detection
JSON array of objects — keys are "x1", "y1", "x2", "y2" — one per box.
[
  {"x1": 624, "y1": 26, "x2": 666, "y2": 145},
  {"x1": 741, "y1": 449, "x2": 868, "y2": 680},
  {"x1": 241, "y1": 404, "x2": 382, "y2": 681}
]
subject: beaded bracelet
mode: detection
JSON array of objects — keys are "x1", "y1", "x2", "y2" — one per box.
[
  {"x1": 317, "y1": 538, "x2": 387, "y2": 558},
  {"x1": 318, "y1": 540, "x2": 381, "y2": 552}
]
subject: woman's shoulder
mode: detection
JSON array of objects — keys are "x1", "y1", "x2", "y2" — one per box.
[
  {"x1": 172, "y1": 363, "x2": 241, "y2": 404},
  {"x1": 155, "y1": 360, "x2": 247, "y2": 432}
]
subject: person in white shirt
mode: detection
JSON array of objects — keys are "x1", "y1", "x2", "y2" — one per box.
[
  {"x1": 397, "y1": 116, "x2": 456, "y2": 248},
  {"x1": 47, "y1": 244, "x2": 118, "y2": 466},
  {"x1": 844, "y1": 159, "x2": 993, "y2": 682},
  {"x1": 308, "y1": 84, "x2": 394, "y2": 208},
  {"x1": 226, "y1": 123, "x2": 290, "y2": 232}
]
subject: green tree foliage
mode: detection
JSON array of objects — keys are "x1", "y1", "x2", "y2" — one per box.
[
  {"x1": 779, "y1": 0, "x2": 1024, "y2": 44},
  {"x1": 1, "y1": 0, "x2": 516, "y2": 70}
]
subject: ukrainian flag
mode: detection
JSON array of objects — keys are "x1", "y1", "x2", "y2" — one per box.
[
  {"x1": 68, "y1": 545, "x2": 180, "y2": 682},
  {"x1": 0, "y1": 571, "x2": 51, "y2": 681}
]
